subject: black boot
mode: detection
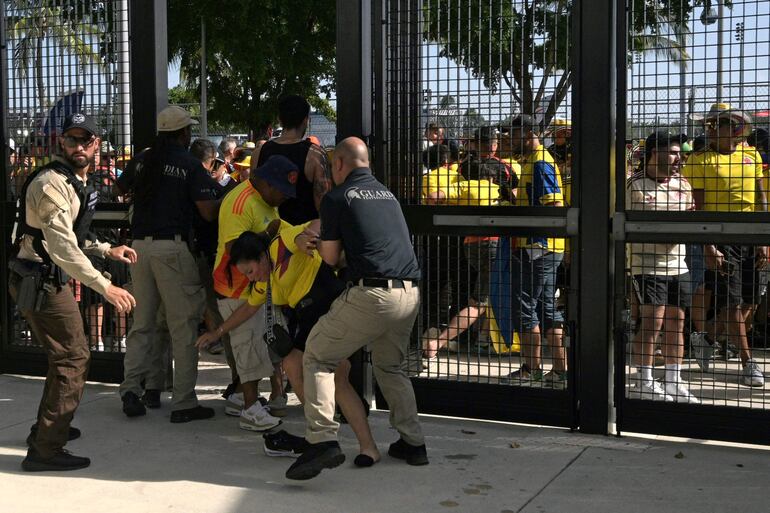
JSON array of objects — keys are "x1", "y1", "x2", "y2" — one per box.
[
  {"x1": 285, "y1": 441, "x2": 345, "y2": 480},
  {"x1": 122, "y1": 391, "x2": 147, "y2": 417},
  {"x1": 142, "y1": 389, "x2": 161, "y2": 409},
  {"x1": 27, "y1": 425, "x2": 81, "y2": 446},
  {"x1": 170, "y1": 405, "x2": 215, "y2": 423},
  {"x1": 388, "y1": 438, "x2": 429, "y2": 466},
  {"x1": 22, "y1": 448, "x2": 90, "y2": 472}
]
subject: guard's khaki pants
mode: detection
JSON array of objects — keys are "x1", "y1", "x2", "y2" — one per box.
[
  {"x1": 120, "y1": 239, "x2": 205, "y2": 411},
  {"x1": 303, "y1": 283, "x2": 424, "y2": 446}
]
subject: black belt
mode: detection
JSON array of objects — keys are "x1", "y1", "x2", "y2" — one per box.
[{"x1": 358, "y1": 278, "x2": 416, "y2": 289}]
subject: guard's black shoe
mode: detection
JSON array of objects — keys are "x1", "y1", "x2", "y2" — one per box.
[
  {"x1": 21, "y1": 448, "x2": 90, "y2": 472},
  {"x1": 27, "y1": 425, "x2": 81, "y2": 446},
  {"x1": 142, "y1": 389, "x2": 161, "y2": 409},
  {"x1": 122, "y1": 391, "x2": 146, "y2": 418},
  {"x1": 285, "y1": 441, "x2": 345, "y2": 480},
  {"x1": 388, "y1": 438, "x2": 429, "y2": 466},
  {"x1": 170, "y1": 405, "x2": 215, "y2": 423}
]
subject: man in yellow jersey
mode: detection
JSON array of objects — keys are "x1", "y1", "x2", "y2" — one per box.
[
  {"x1": 212, "y1": 154, "x2": 299, "y2": 428},
  {"x1": 682, "y1": 104, "x2": 767, "y2": 387},
  {"x1": 500, "y1": 115, "x2": 567, "y2": 387}
]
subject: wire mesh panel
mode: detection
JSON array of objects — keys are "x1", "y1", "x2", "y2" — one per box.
[
  {"x1": 3, "y1": 0, "x2": 132, "y2": 354},
  {"x1": 380, "y1": 0, "x2": 575, "y2": 410},
  {"x1": 415, "y1": 233, "x2": 572, "y2": 389},
  {"x1": 621, "y1": 0, "x2": 770, "y2": 430}
]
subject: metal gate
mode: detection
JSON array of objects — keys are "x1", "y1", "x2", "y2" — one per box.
[
  {"x1": 1, "y1": 0, "x2": 168, "y2": 382},
  {"x1": 614, "y1": 0, "x2": 770, "y2": 444},
  {"x1": 368, "y1": 0, "x2": 617, "y2": 430}
]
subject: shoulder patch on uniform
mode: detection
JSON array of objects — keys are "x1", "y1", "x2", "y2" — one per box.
[{"x1": 41, "y1": 182, "x2": 70, "y2": 211}]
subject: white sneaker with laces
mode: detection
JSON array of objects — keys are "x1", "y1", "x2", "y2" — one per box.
[
  {"x1": 225, "y1": 392, "x2": 244, "y2": 416},
  {"x1": 664, "y1": 382, "x2": 700, "y2": 404},
  {"x1": 239, "y1": 402, "x2": 281, "y2": 432},
  {"x1": 741, "y1": 360, "x2": 765, "y2": 387},
  {"x1": 628, "y1": 380, "x2": 673, "y2": 401}
]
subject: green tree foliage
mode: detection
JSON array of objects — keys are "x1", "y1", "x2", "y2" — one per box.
[
  {"x1": 424, "y1": 0, "x2": 710, "y2": 128},
  {"x1": 167, "y1": 0, "x2": 336, "y2": 137}
]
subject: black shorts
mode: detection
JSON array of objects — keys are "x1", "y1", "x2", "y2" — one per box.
[
  {"x1": 632, "y1": 274, "x2": 690, "y2": 308},
  {"x1": 288, "y1": 263, "x2": 346, "y2": 352},
  {"x1": 705, "y1": 245, "x2": 769, "y2": 308}
]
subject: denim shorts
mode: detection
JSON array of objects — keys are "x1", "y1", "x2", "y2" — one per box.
[{"x1": 511, "y1": 250, "x2": 565, "y2": 332}]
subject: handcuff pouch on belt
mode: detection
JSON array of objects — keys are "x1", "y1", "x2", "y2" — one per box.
[
  {"x1": 262, "y1": 280, "x2": 293, "y2": 358},
  {"x1": 8, "y1": 258, "x2": 55, "y2": 312}
]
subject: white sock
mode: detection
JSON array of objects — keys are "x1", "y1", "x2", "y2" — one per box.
[
  {"x1": 665, "y1": 364, "x2": 681, "y2": 384},
  {"x1": 637, "y1": 365, "x2": 653, "y2": 385}
]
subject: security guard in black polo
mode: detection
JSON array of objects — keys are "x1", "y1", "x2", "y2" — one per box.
[
  {"x1": 10, "y1": 113, "x2": 136, "y2": 471},
  {"x1": 286, "y1": 137, "x2": 427, "y2": 481},
  {"x1": 117, "y1": 106, "x2": 220, "y2": 422}
]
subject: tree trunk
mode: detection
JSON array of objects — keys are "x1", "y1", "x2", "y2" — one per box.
[{"x1": 35, "y1": 37, "x2": 47, "y2": 114}]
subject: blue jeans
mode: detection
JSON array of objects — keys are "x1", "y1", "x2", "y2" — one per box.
[{"x1": 511, "y1": 250, "x2": 565, "y2": 332}]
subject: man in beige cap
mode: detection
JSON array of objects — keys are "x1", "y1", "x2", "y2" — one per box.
[
  {"x1": 682, "y1": 103, "x2": 767, "y2": 387},
  {"x1": 117, "y1": 105, "x2": 223, "y2": 421}
]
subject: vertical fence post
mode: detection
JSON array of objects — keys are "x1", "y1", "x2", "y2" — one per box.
[
  {"x1": 0, "y1": 2, "x2": 11, "y2": 359},
  {"x1": 336, "y1": 0, "x2": 374, "y2": 407},
  {"x1": 572, "y1": 0, "x2": 617, "y2": 434},
  {"x1": 129, "y1": 0, "x2": 168, "y2": 151}
]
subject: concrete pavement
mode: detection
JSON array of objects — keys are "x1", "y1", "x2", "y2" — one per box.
[{"x1": 1, "y1": 371, "x2": 768, "y2": 513}]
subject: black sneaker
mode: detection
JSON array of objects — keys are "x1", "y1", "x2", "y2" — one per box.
[
  {"x1": 122, "y1": 391, "x2": 146, "y2": 418},
  {"x1": 263, "y1": 430, "x2": 307, "y2": 458},
  {"x1": 388, "y1": 438, "x2": 429, "y2": 466},
  {"x1": 142, "y1": 389, "x2": 161, "y2": 409},
  {"x1": 170, "y1": 405, "x2": 215, "y2": 423},
  {"x1": 28, "y1": 425, "x2": 81, "y2": 446},
  {"x1": 285, "y1": 441, "x2": 345, "y2": 480},
  {"x1": 21, "y1": 448, "x2": 90, "y2": 472}
]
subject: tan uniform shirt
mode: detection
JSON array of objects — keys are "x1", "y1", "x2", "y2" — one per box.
[{"x1": 17, "y1": 155, "x2": 113, "y2": 295}]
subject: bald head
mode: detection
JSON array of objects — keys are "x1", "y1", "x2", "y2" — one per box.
[{"x1": 331, "y1": 137, "x2": 369, "y2": 184}]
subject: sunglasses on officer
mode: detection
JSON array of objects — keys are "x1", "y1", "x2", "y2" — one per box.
[{"x1": 62, "y1": 135, "x2": 97, "y2": 149}]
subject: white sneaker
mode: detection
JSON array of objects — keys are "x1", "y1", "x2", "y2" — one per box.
[
  {"x1": 664, "y1": 382, "x2": 700, "y2": 404},
  {"x1": 225, "y1": 392, "x2": 244, "y2": 416},
  {"x1": 239, "y1": 402, "x2": 281, "y2": 432},
  {"x1": 741, "y1": 360, "x2": 765, "y2": 387},
  {"x1": 628, "y1": 380, "x2": 673, "y2": 401}
]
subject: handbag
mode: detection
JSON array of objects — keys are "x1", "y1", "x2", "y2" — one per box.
[{"x1": 262, "y1": 280, "x2": 294, "y2": 358}]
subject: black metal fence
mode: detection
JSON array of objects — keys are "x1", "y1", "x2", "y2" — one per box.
[{"x1": 1, "y1": 0, "x2": 165, "y2": 382}]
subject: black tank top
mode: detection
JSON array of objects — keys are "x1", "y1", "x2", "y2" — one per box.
[{"x1": 258, "y1": 139, "x2": 316, "y2": 224}]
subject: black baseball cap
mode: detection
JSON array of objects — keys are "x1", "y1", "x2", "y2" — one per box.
[
  {"x1": 62, "y1": 113, "x2": 98, "y2": 137},
  {"x1": 254, "y1": 155, "x2": 298, "y2": 198},
  {"x1": 214, "y1": 149, "x2": 226, "y2": 165},
  {"x1": 644, "y1": 130, "x2": 688, "y2": 155}
]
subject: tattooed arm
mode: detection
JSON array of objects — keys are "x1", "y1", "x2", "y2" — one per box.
[{"x1": 306, "y1": 143, "x2": 332, "y2": 212}]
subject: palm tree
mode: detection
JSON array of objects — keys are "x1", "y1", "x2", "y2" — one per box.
[{"x1": 5, "y1": 0, "x2": 103, "y2": 112}]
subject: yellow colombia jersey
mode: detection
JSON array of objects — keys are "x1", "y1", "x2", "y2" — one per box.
[
  {"x1": 682, "y1": 149, "x2": 760, "y2": 212},
  {"x1": 740, "y1": 145, "x2": 765, "y2": 178},
  {"x1": 422, "y1": 165, "x2": 505, "y2": 206},
  {"x1": 516, "y1": 145, "x2": 565, "y2": 252},
  {"x1": 212, "y1": 180, "x2": 281, "y2": 299},
  {"x1": 247, "y1": 223, "x2": 322, "y2": 308}
]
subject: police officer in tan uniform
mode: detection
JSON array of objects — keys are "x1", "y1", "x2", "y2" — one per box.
[{"x1": 9, "y1": 113, "x2": 137, "y2": 471}]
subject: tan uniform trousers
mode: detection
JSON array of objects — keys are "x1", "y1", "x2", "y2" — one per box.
[
  {"x1": 120, "y1": 238, "x2": 205, "y2": 410},
  {"x1": 303, "y1": 282, "x2": 424, "y2": 446},
  {"x1": 9, "y1": 272, "x2": 90, "y2": 459}
]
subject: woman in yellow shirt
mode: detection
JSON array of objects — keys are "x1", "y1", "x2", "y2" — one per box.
[{"x1": 196, "y1": 225, "x2": 379, "y2": 466}]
